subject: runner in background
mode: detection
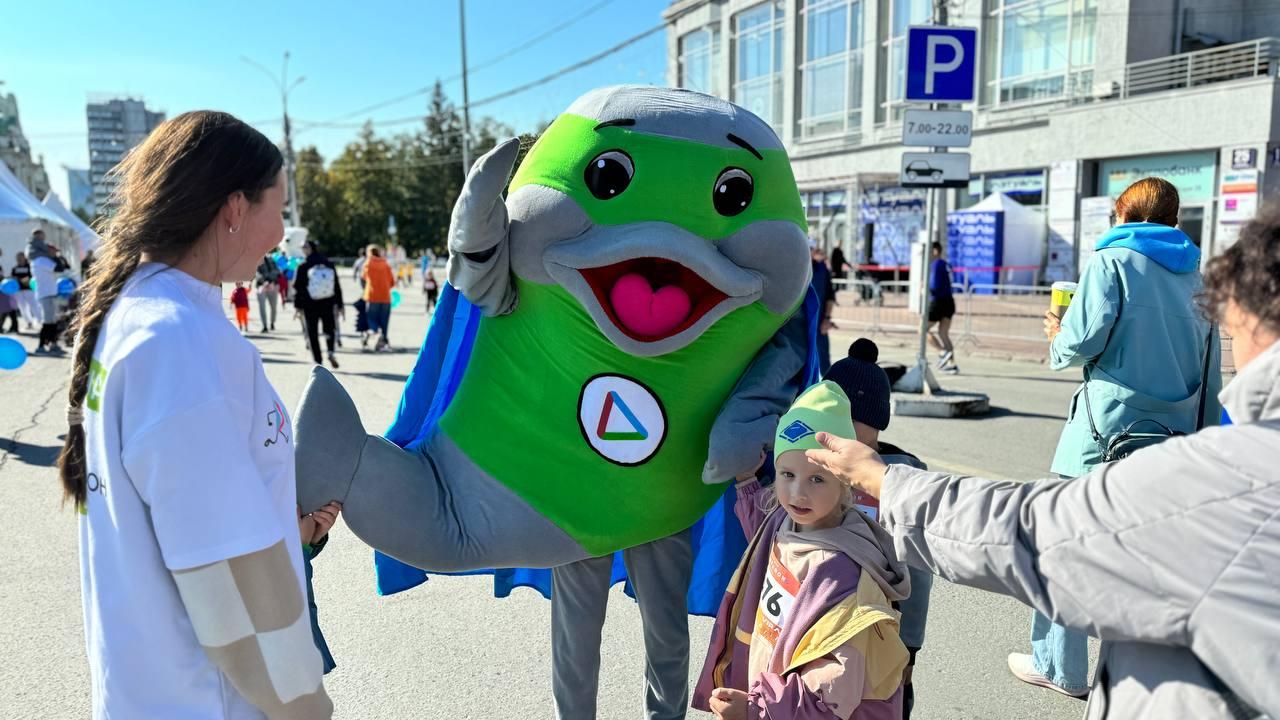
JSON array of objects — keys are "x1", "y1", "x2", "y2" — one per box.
[{"x1": 927, "y1": 242, "x2": 958, "y2": 374}]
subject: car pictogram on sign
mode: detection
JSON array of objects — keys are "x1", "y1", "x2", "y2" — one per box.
[{"x1": 905, "y1": 160, "x2": 943, "y2": 182}]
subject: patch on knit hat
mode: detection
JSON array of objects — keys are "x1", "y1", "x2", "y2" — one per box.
[
  {"x1": 780, "y1": 420, "x2": 816, "y2": 443},
  {"x1": 775, "y1": 381, "x2": 856, "y2": 455}
]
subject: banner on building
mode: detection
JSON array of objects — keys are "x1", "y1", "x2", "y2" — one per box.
[
  {"x1": 1099, "y1": 151, "x2": 1217, "y2": 204},
  {"x1": 1078, "y1": 196, "x2": 1114, "y2": 270},
  {"x1": 1046, "y1": 161, "x2": 1078, "y2": 282}
]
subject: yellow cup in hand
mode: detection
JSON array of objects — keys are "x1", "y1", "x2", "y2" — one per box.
[{"x1": 1050, "y1": 281, "x2": 1078, "y2": 320}]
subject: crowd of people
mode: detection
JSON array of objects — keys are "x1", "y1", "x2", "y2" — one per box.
[{"x1": 44, "y1": 109, "x2": 1279, "y2": 720}]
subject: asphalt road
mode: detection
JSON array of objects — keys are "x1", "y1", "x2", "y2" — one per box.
[{"x1": 0, "y1": 275, "x2": 1095, "y2": 719}]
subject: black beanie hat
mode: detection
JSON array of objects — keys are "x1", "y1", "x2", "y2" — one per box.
[{"x1": 823, "y1": 338, "x2": 892, "y2": 431}]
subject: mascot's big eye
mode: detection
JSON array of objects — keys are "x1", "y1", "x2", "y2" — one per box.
[
  {"x1": 713, "y1": 168, "x2": 753, "y2": 217},
  {"x1": 584, "y1": 150, "x2": 634, "y2": 200}
]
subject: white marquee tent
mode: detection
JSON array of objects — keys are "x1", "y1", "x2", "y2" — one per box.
[
  {"x1": 0, "y1": 160, "x2": 75, "y2": 268},
  {"x1": 43, "y1": 191, "x2": 100, "y2": 258}
]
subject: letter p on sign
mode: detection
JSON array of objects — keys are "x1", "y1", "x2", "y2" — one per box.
[{"x1": 906, "y1": 27, "x2": 977, "y2": 103}]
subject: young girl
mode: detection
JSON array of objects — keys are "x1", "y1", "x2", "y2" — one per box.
[
  {"x1": 56, "y1": 111, "x2": 333, "y2": 719},
  {"x1": 694, "y1": 381, "x2": 911, "y2": 720},
  {"x1": 230, "y1": 281, "x2": 251, "y2": 332}
]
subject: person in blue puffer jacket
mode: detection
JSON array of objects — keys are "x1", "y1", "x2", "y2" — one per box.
[{"x1": 1006, "y1": 176, "x2": 1224, "y2": 698}]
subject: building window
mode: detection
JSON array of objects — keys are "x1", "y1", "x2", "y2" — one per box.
[
  {"x1": 988, "y1": 0, "x2": 1096, "y2": 105},
  {"x1": 733, "y1": 1, "x2": 785, "y2": 132},
  {"x1": 679, "y1": 26, "x2": 722, "y2": 96},
  {"x1": 880, "y1": 0, "x2": 933, "y2": 122},
  {"x1": 800, "y1": 0, "x2": 865, "y2": 139}
]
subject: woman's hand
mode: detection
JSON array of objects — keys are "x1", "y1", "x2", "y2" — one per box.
[
  {"x1": 308, "y1": 502, "x2": 342, "y2": 545},
  {"x1": 1043, "y1": 311, "x2": 1062, "y2": 342},
  {"x1": 298, "y1": 502, "x2": 342, "y2": 545},
  {"x1": 805, "y1": 432, "x2": 889, "y2": 499},
  {"x1": 709, "y1": 688, "x2": 748, "y2": 720}
]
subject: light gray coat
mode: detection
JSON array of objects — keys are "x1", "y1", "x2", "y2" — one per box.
[{"x1": 881, "y1": 339, "x2": 1280, "y2": 719}]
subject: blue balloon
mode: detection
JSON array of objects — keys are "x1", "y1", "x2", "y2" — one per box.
[
  {"x1": 57, "y1": 277, "x2": 77, "y2": 298},
  {"x1": 285, "y1": 268, "x2": 295, "y2": 280},
  {"x1": 0, "y1": 279, "x2": 17, "y2": 295},
  {"x1": 275, "y1": 254, "x2": 289, "y2": 269},
  {"x1": 0, "y1": 337, "x2": 27, "y2": 370}
]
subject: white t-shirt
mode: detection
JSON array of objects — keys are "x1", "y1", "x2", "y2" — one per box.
[
  {"x1": 31, "y1": 255, "x2": 57, "y2": 299},
  {"x1": 79, "y1": 264, "x2": 307, "y2": 720}
]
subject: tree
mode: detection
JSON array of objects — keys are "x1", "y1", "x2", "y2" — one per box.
[
  {"x1": 286, "y1": 82, "x2": 535, "y2": 259},
  {"x1": 328, "y1": 123, "x2": 402, "y2": 257},
  {"x1": 295, "y1": 146, "x2": 344, "y2": 253},
  {"x1": 71, "y1": 205, "x2": 94, "y2": 227}
]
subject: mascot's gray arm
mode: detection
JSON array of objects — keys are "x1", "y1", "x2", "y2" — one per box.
[
  {"x1": 447, "y1": 138, "x2": 521, "y2": 316},
  {"x1": 701, "y1": 309, "x2": 809, "y2": 484}
]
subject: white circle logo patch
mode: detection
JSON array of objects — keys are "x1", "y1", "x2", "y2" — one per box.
[{"x1": 577, "y1": 374, "x2": 667, "y2": 466}]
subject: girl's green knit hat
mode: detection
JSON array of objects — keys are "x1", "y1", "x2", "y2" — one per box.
[{"x1": 775, "y1": 381, "x2": 856, "y2": 455}]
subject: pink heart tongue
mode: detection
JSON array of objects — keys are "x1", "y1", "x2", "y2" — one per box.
[{"x1": 609, "y1": 273, "x2": 692, "y2": 338}]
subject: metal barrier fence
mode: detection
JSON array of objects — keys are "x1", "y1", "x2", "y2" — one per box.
[
  {"x1": 832, "y1": 278, "x2": 1051, "y2": 343},
  {"x1": 832, "y1": 277, "x2": 1237, "y2": 374}
]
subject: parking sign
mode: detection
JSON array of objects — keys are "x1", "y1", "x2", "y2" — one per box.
[{"x1": 906, "y1": 26, "x2": 977, "y2": 103}]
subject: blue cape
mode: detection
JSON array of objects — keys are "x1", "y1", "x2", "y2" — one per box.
[{"x1": 372, "y1": 282, "x2": 821, "y2": 617}]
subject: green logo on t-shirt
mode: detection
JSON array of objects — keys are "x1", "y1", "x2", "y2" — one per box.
[{"x1": 86, "y1": 359, "x2": 106, "y2": 413}]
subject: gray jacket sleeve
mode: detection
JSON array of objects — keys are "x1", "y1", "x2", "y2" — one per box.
[
  {"x1": 879, "y1": 424, "x2": 1280, "y2": 713},
  {"x1": 700, "y1": 309, "x2": 808, "y2": 484}
]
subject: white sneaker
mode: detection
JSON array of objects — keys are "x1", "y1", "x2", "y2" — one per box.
[
  {"x1": 1007, "y1": 653, "x2": 1088, "y2": 698},
  {"x1": 942, "y1": 365, "x2": 960, "y2": 375}
]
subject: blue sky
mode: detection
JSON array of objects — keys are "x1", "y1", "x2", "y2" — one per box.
[{"x1": 2, "y1": 0, "x2": 672, "y2": 202}]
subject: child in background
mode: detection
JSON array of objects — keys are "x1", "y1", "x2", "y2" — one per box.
[
  {"x1": 423, "y1": 270, "x2": 439, "y2": 314},
  {"x1": 230, "y1": 282, "x2": 251, "y2": 332},
  {"x1": 694, "y1": 381, "x2": 911, "y2": 720},
  {"x1": 352, "y1": 298, "x2": 371, "y2": 349},
  {"x1": 824, "y1": 338, "x2": 935, "y2": 719},
  {"x1": 299, "y1": 501, "x2": 341, "y2": 674}
]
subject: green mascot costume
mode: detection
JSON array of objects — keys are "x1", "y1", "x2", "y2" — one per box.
[{"x1": 294, "y1": 85, "x2": 813, "y2": 570}]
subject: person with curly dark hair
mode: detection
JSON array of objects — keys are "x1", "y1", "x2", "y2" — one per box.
[{"x1": 804, "y1": 202, "x2": 1280, "y2": 719}]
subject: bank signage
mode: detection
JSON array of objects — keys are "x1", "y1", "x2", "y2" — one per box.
[{"x1": 1099, "y1": 151, "x2": 1218, "y2": 204}]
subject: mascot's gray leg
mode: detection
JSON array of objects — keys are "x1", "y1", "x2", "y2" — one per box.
[{"x1": 294, "y1": 367, "x2": 588, "y2": 571}]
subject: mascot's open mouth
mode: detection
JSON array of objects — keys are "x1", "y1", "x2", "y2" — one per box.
[{"x1": 580, "y1": 257, "x2": 729, "y2": 342}]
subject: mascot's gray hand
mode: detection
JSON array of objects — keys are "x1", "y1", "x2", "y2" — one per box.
[{"x1": 449, "y1": 137, "x2": 521, "y2": 260}]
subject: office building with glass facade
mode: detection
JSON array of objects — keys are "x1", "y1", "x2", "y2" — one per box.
[{"x1": 665, "y1": 0, "x2": 1280, "y2": 277}]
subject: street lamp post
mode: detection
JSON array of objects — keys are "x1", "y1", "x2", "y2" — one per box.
[
  {"x1": 459, "y1": 0, "x2": 473, "y2": 176},
  {"x1": 242, "y1": 52, "x2": 305, "y2": 227}
]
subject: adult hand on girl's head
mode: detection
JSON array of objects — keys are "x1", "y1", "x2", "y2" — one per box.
[
  {"x1": 805, "y1": 432, "x2": 888, "y2": 500},
  {"x1": 709, "y1": 688, "x2": 747, "y2": 720}
]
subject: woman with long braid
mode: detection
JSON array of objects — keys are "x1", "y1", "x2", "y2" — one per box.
[{"x1": 57, "y1": 111, "x2": 333, "y2": 719}]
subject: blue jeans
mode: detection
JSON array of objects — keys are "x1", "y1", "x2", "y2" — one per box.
[
  {"x1": 366, "y1": 301, "x2": 391, "y2": 340},
  {"x1": 1030, "y1": 609, "x2": 1088, "y2": 692}
]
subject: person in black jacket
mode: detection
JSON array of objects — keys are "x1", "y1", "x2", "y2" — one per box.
[{"x1": 294, "y1": 241, "x2": 344, "y2": 369}]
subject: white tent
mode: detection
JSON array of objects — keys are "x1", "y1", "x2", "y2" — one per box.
[
  {"x1": 0, "y1": 160, "x2": 75, "y2": 269},
  {"x1": 946, "y1": 192, "x2": 1046, "y2": 288},
  {"x1": 43, "y1": 191, "x2": 101, "y2": 258}
]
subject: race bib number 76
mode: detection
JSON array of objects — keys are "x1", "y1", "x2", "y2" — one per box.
[{"x1": 755, "y1": 546, "x2": 801, "y2": 645}]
